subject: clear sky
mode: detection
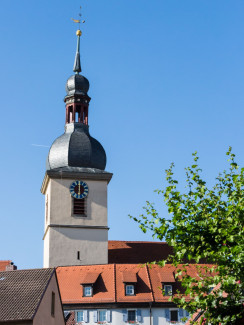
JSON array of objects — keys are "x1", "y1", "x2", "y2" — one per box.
[{"x1": 0, "y1": 0, "x2": 244, "y2": 269}]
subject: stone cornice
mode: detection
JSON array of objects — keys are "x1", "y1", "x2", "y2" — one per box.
[
  {"x1": 41, "y1": 168, "x2": 113, "y2": 194},
  {"x1": 43, "y1": 224, "x2": 109, "y2": 240}
]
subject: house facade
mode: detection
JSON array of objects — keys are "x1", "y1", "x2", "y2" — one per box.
[
  {"x1": 0, "y1": 260, "x2": 17, "y2": 271},
  {"x1": 55, "y1": 262, "x2": 213, "y2": 325},
  {"x1": 0, "y1": 268, "x2": 65, "y2": 325}
]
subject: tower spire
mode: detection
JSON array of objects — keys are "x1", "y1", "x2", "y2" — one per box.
[
  {"x1": 72, "y1": 6, "x2": 85, "y2": 74},
  {"x1": 73, "y1": 30, "x2": 82, "y2": 74}
]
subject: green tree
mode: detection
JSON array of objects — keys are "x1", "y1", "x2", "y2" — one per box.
[{"x1": 131, "y1": 148, "x2": 244, "y2": 324}]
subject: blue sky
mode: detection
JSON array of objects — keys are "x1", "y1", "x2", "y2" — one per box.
[{"x1": 0, "y1": 0, "x2": 244, "y2": 269}]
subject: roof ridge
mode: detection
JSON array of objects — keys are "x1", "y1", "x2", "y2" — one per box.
[{"x1": 0, "y1": 268, "x2": 54, "y2": 273}]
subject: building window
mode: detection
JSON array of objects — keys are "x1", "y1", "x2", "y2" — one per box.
[
  {"x1": 164, "y1": 285, "x2": 172, "y2": 296},
  {"x1": 98, "y1": 310, "x2": 107, "y2": 322},
  {"x1": 128, "y1": 310, "x2": 136, "y2": 322},
  {"x1": 73, "y1": 198, "x2": 87, "y2": 216},
  {"x1": 51, "y1": 292, "x2": 55, "y2": 317},
  {"x1": 83, "y1": 285, "x2": 93, "y2": 297},
  {"x1": 170, "y1": 310, "x2": 178, "y2": 322},
  {"x1": 76, "y1": 311, "x2": 84, "y2": 322},
  {"x1": 125, "y1": 284, "x2": 135, "y2": 296}
]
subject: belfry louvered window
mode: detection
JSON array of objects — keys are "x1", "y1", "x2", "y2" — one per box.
[{"x1": 73, "y1": 198, "x2": 87, "y2": 216}]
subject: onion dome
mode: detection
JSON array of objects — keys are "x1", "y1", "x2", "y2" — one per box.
[
  {"x1": 46, "y1": 124, "x2": 106, "y2": 171},
  {"x1": 65, "y1": 74, "x2": 89, "y2": 96}
]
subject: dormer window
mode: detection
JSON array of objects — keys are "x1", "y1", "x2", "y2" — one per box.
[
  {"x1": 125, "y1": 284, "x2": 135, "y2": 296},
  {"x1": 164, "y1": 284, "x2": 172, "y2": 296},
  {"x1": 122, "y1": 271, "x2": 137, "y2": 296},
  {"x1": 83, "y1": 285, "x2": 93, "y2": 297},
  {"x1": 158, "y1": 270, "x2": 175, "y2": 297},
  {"x1": 81, "y1": 272, "x2": 100, "y2": 298}
]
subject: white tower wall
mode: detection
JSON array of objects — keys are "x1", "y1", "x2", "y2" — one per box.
[{"x1": 42, "y1": 173, "x2": 112, "y2": 268}]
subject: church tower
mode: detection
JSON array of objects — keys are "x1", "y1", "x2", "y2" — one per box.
[{"x1": 41, "y1": 29, "x2": 112, "y2": 268}]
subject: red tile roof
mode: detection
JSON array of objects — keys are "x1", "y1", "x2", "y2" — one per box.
[
  {"x1": 56, "y1": 264, "x2": 116, "y2": 304},
  {"x1": 80, "y1": 272, "x2": 100, "y2": 284},
  {"x1": 122, "y1": 271, "x2": 138, "y2": 283},
  {"x1": 116, "y1": 264, "x2": 153, "y2": 303},
  {"x1": 108, "y1": 241, "x2": 173, "y2": 264},
  {"x1": 57, "y1": 263, "x2": 214, "y2": 306},
  {"x1": 148, "y1": 264, "x2": 215, "y2": 302},
  {"x1": 0, "y1": 260, "x2": 16, "y2": 271},
  {"x1": 0, "y1": 261, "x2": 11, "y2": 271},
  {"x1": 158, "y1": 270, "x2": 175, "y2": 283}
]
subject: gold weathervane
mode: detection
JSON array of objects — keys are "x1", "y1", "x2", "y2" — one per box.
[{"x1": 71, "y1": 6, "x2": 85, "y2": 36}]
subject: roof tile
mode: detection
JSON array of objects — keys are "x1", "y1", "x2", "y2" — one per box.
[
  {"x1": 0, "y1": 268, "x2": 54, "y2": 322},
  {"x1": 56, "y1": 264, "x2": 115, "y2": 304},
  {"x1": 108, "y1": 241, "x2": 173, "y2": 264},
  {"x1": 116, "y1": 264, "x2": 153, "y2": 303}
]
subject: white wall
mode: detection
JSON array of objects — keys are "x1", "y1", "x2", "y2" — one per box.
[
  {"x1": 43, "y1": 177, "x2": 109, "y2": 267},
  {"x1": 46, "y1": 178, "x2": 108, "y2": 227},
  {"x1": 65, "y1": 307, "x2": 190, "y2": 325}
]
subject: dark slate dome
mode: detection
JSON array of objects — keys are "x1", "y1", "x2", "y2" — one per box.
[
  {"x1": 46, "y1": 123, "x2": 106, "y2": 171},
  {"x1": 65, "y1": 74, "x2": 90, "y2": 96}
]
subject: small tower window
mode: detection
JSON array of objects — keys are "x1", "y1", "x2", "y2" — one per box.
[{"x1": 73, "y1": 198, "x2": 87, "y2": 216}]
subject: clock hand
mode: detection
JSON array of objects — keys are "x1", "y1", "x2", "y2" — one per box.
[{"x1": 78, "y1": 182, "x2": 81, "y2": 195}]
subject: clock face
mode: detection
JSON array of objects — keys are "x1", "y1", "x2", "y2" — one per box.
[{"x1": 69, "y1": 181, "x2": 89, "y2": 199}]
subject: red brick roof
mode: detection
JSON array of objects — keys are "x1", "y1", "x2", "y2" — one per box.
[
  {"x1": 57, "y1": 263, "x2": 215, "y2": 305},
  {"x1": 108, "y1": 241, "x2": 173, "y2": 264}
]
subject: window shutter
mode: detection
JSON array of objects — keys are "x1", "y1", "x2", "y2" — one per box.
[
  {"x1": 165, "y1": 309, "x2": 170, "y2": 321},
  {"x1": 185, "y1": 311, "x2": 190, "y2": 317},
  {"x1": 137, "y1": 310, "x2": 142, "y2": 322},
  {"x1": 84, "y1": 310, "x2": 88, "y2": 323},
  {"x1": 122, "y1": 309, "x2": 128, "y2": 322},
  {"x1": 107, "y1": 310, "x2": 111, "y2": 323},
  {"x1": 179, "y1": 309, "x2": 183, "y2": 318},
  {"x1": 94, "y1": 311, "x2": 98, "y2": 323}
]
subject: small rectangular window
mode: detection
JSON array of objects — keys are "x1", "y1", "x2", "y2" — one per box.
[
  {"x1": 73, "y1": 198, "x2": 87, "y2": 216},
  {"x1": 170, "y1": 310, "x2": 178, "y2": 322},
  {"x1": 51, "y1": 292, "x2": 55, "y2": 317},
  {"x1": 164, "y1": 285, "x2": 172, "y2": 296},
  {"x1": 128, "y1": 310, "x2": 136, "y2": 322},
  {"x1": 76, "y1": 311, "x2": 84, "y2": 322},
  {"x1": 98, "y1": 310, "x2": 107, "y2": 322},
  {"x1": 83, "y1": 286, "x2": 92, "y2": 297},
  {"x1": 125, "y1": 285, "x2": 135, "y2": 296}
]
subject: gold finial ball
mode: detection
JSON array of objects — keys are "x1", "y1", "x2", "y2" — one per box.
[{"x1": 76, "y1": 30, "x2": 82, "y2": 36}]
